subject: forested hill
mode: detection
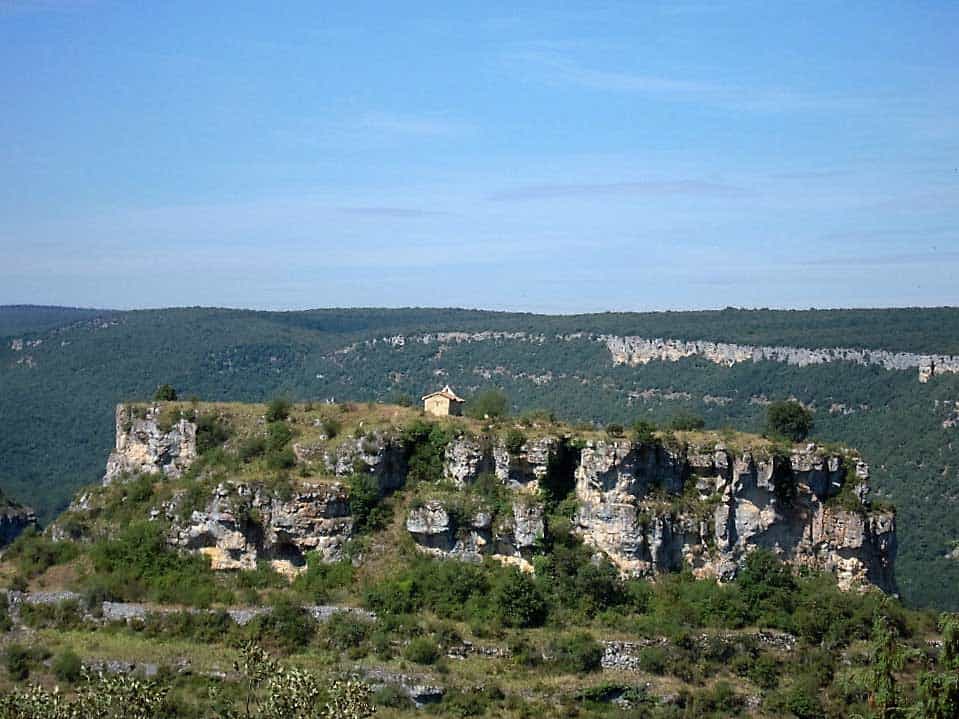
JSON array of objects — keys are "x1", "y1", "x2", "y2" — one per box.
[{"x1": 3, "y1": 304, "x2": 959, "y2": 610}]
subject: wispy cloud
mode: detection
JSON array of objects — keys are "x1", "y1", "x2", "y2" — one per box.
[
  {"x1": 336, "y1": 206, "x2": 450, "y2": 218},
  {"x1": 271, "y1": 111, "x2": 472, "y2": 151},
  {"x1": 0, "y1": 0, "x2": 94, "y2": 11},
  {"x1": 488, "y1": 179, "x2": 748, "y2": 202},
  {"x1": 798, "y1": 249, "x2": 959, "y2": 267},
  {"x1": 356, "y1": 112, "x2": 470, "y2": 138},
  {"x1": 503, "y1": 47, "x2": 861, "y2": 113}
]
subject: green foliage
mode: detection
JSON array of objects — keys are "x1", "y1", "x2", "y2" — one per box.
[
  {"x1": 548, "y1": 632, "x2": 603, "y2": 673},
  {"x1": 669, "y1": 411, "x2": 706, "y2": 431},
  {"x1": 3, "y1": 305, "x2": 959, "y2": 609},
  {"x1": 292, "y1": 556, "x2": 354, "y2": 602},
  {"x1": 347, "y1": 474, "x2": 385, "y2": 533},
  {"x1": 264, "y1": 396, "x2": 292, "y2": 423},
  {"x1": 194, "y1": 413, "x2": 231, "y2": 453},
  {"x1": 404, "y1": 637, "x2": 440, "y2": 665},
  {"x1": 767, "y1": 400, "x2": 814, "y2": 442},
  {"x1": 86, "y1": 520, "x2": 231, "y2": 607},
  {"x1": 916, "y1": 615, "x2": 959, "y2": 718},
  {"x1": 238, "y1": 436, "x2": 268, "y2": 463},
  {"x1": 402, "y1": 420, "x2": 452, "y2": 484},
  {"x1": 152, "y1": 384, "x2": 177, "y2": 401},
  {"x1": 4, "y1": 645, "x2": 36, "y2": 681},
  {"x1": 51, "y1": 649, "x2": 82, "y2": 684},
  {"x1": 504, "y1": 428, "x2": 526, "y2": 455},
  {"x1": 4, "y1": 528, "x2": 79, "y2": 579},
  {"x1": 632, "y1": 419, "x2": 658, "y2": 444},
  {"x1": 266, "y1": 421, "x2": 293, "y2": 452},
  {"x1": 466, "y1": 389, "x2": 509, "y2": 419},
  {"x1": 245, "y1": 596, "x2": 317, "y2": 654},
  {"x1": 325, "y1": 614, "x2": 371, "y2": 652},
  {"x1": 492, "y1": 568, "x2": 547, "y2": 628},
  {"x1": 604, "y1": 422, "x2": 624, "y2": 437}
]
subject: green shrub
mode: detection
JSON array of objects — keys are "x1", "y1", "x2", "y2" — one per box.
[
  {"x1": 504, "y1": 428, "x2": 526, "y2": 455},
  {"x1": 493, "y1": 569, "x2": 546, "y2": 628},
  {"x1": 402, "y1": 421, "x2": 451, "y2": 484},
  {"x1": 442, "y1": 687, "x2": 498, "y2": 718},
  {"x1": 465, "y1": 389, "x2": 509, "y2": 419},
  {"x1": 19, "y1": 600, "x2": 84, "y2": 630},
  {"x1": 52, "y1": 649, "x2": 83, "y2": 683},
  {"x1": 604, "y1": 423, "x2": 624, "y2": 437},
  {"x1": 632, "y1": 419, "x2": 658, "y2": 445},
  {"x1": 404, "y1": 637, "x2": 440, "y2": 665},
  {"x1": 238, "y1": 436, "x2": 267, "y2": 463},
  {"x1": 153, "y1": 384, "x2": 177, "y2": 401},
  {"x1": 348, "y1": 474, "x2": 384, "y2": 532},
  {"x1": 548, "y1": 632, "x2": 603, "y2": 673},
  {"x1": 364, "y1": 577, "x2": 417, "y2": 616},
  {"x1": 266, "y1": 421, "x2": 293, "y2": 451},
  {"x1": 86, "y1": 521, "x2": 231, "y2": 607},
  {"x1": 195, "y1": 413, "x2": 230, "y2": 453},
  {"x1": 324, "y1": 613, "x2": 371, "y2": 650},
  {"x1": 4, "y1": 644, "x2": 46, "y2": 681},
  {"x1": 638, "y1": 645, "x2": 667, "y2": 674},
  {"x1": 264, "y1": 397, "x2": 292, "y2": 423},
  {"x1": 508, "y1": 637, "x2": 542, "y2": 668},
  {"x1": 320, "y1": 417, "x2": 341, "y2": 439},
  {"x1": 265, "y1": 448, "x2": 296, "y2": 470},
  {"x1": 245, "y1": 596, "x2": 316, "y2": 654},
  {"x1": 292, "y1": 556, "x2": 353, "y2": 602},
  {"x1": 669, "y1": 411, "x2": 705, "y2": 431},
  {"x1": 5, "y1": 528, "x2": 80, "y2": 578},
  {"x1": 766, "y1": 400, "x2": 814, "y2": 442},
  {"x1": 373, "y1": 685, "x2": 414, "y2": 710}
]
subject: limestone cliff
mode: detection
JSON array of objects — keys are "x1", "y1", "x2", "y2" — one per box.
[
  {"x1": 72, "y1": 404, "x2": 897, "y2": 593},
  {"x1": 573, "y1": 439, "x2": 896, "y2": 593},
  {"x1": 165, "y1": 481, "x2": 352, "y2": 578},
  {"x1": 104, "y1": 404, "x2": 197, "y2": 483}
]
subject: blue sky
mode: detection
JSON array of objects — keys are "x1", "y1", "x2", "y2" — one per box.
[{"x1": 2, "y1": 1, "x2": 957, "y2": 312}]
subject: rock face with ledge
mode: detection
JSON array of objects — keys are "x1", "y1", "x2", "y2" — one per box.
[
  {"x1": 167, "y1": 481, "x2": 352, "y2": 578},
  {"x1": 103, "y1": 404, "x2": 197, "y2": 484},
  {"x1": 574, "y1": 439, "x2": 897, "y2": 593},
  {"x1": 406, "y1": 498, "x2": 544, "y2": 571},
  {"x1": 79, "y1": 405, "x2": 897, "y2": 593}
]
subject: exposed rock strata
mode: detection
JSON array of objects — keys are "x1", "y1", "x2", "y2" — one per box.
[
  {"x1": 405, "y1": 498, "x2": 544, "y2": 571},
  {"x1": 574, "y1": 440, "x2": 897, "y2": 593},
  {"x1": 104, "y1": 404, "x2": 197, "y2": 483},
  {"x1": 340, "y1": 330, "x2": 959, "y2": 382},
  {"x1": 167, "y1": 481, "x2": 353, "y2": 576}
]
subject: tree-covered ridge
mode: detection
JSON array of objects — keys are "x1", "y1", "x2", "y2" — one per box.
[{"x1": 2, "y1": 305, "x2": 959, "y2": 610}]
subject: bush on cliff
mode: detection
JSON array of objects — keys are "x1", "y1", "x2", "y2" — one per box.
[
  {"x1": 86, "y1": 521, "x2": 231, "y2": 607},
  {"x1": 766, "y1": 400, "x2": 814, "y2": 442},
  {"x1": 465, "y1": 389, "x2": 509, "y2": 419}
]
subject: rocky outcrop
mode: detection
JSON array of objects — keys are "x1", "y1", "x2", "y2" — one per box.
[
  {"x1": 440, "y1": 433, "x2": 561, "y2": 490},
  {"x1": 320, "y1": 432, "x2": 407, "y2": 492},
  {"x1": 0, "y1": 496, "x2": 38, "y2": 547},
  {"x1": 444, "y1": 436, "x2": 493, "y2": 487},
  {"x1": 603, "y1": 335, "x2": 959, "y2": 383},
  {"x1": 406, "y1": 498, "x2": 544, "y2": 571},
  {"x1": 104, "y1": 404, "x2": 197, "y2": 483},
  {"x1": 574, "y1": 440, "x2": 897, "y2": 593},
  {"x1": 494, "y1": 436, "x2": 559, "y2": 491},
  {"x1": 167, "y1": 481, "x2": 352, "y2": 577},
  {"x1": 339, "y1": 330, "x2": 959, "y2": 382}
]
